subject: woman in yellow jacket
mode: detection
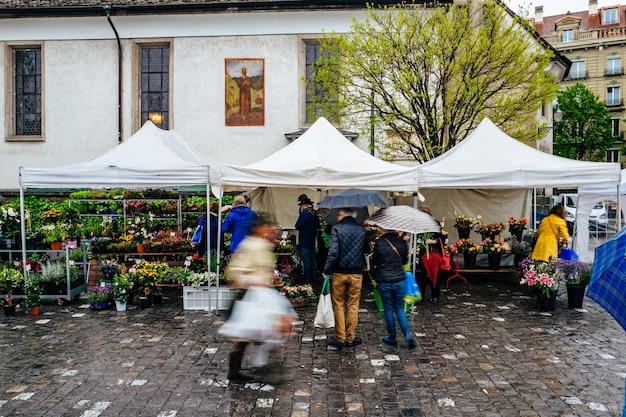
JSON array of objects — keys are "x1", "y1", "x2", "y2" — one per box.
[{"x1": 532, "y1": 204, "x2": 570, "y2": 262}]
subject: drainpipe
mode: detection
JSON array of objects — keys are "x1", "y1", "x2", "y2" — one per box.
[{"x1": 104, "y1": 4, "x2": 123, "y2": 143}]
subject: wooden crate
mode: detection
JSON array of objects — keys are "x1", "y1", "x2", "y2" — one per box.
[{"x1": 87, "y1": 260, "x2": 103, "y2": 286}]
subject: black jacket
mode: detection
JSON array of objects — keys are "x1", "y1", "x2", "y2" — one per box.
[
  {"x1": 323, "y1": 216, "x2": 367, "y2": 275},
  {"x1": 371, "y1": 232, "x2": 408, "y2": 283}
]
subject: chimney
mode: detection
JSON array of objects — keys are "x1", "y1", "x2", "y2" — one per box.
[
  {"x1": 589, "y1": 0, "x2": 598, "y2": 15},
  {"x1": 535, "y1": 5, "x2": 544, "y2": 23}
]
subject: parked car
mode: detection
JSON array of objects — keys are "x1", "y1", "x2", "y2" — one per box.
[{"x1": 556, "y1": 193, "x2": 608, "y2": 234}]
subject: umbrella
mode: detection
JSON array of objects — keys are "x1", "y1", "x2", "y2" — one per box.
[
  {"x1": 318, "y1": 188, "x2": 387, "y2": 209},
  {"x1": 587, "y1": 226, "x2": 626, "y2": 332},
  {"x1": 320, "y1": 207, "x2": 370, "y2": 226},
  {"x1": 366, "y1": 205, "x2": 441, "y2": 235}
]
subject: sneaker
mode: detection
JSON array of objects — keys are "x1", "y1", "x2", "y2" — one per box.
[
  {"x1": 327, "y1": 339, "x2": 344, "y2": 351},
  {"x1": 407, "y1": 338, "x2": 418, "y2": 349},
  {"x1": 383, "y1": 336, "x2": 398, "y2": 346},
  {"x1": 345, "y1": 336, "x2": 362, "y2": 348}
]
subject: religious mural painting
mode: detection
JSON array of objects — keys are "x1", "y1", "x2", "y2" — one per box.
[{"x1": 225, "y1": 58, "x2": 265, "y2": 126}]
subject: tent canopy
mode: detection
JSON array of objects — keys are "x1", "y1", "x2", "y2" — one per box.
[
  {"x1": 219, "y1": 117, "x2": 419, "y2": 192},
  {"x1": 19, "y1": 121, "x2": 220, "y2": 189},
  {"x1": 574, "y1": 169, "x2": 626, "y2": 262},
  {"x1": 418, "y1": 118, "x2": 621, "y2": 189}
]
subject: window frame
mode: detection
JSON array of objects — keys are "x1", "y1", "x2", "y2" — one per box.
[
  {"x1": 132, "y1": 40, "x2": 172, "y2": 132},
  {"x1": 604, "y1": 8, "x2": 618, "y2": 25},
  {"x1": 300, "y1": 36, "x2": 338, "y2": 126},
  {"x1": 5, "y1": 42, "x2": 44, "y2": 142},
  {"x1": 562, "y1": 29, "x2": 573, "y2": 43},
  {"x1": 607, "y1": 148, "x2": 620, "y2": 163},
  {"x1": 607, "y1": 56, "x2": 621, "y2": 76},
  {"x1": 610, "y1": 118, "x2": 621, "y2": 138},
  {"x1": 571, "y1": 60, "x2": 585, "y2": 79},
  {"x1": 607, "y1": 85, "x2": 621, "y2": 106}
]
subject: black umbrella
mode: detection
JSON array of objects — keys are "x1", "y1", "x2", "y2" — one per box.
[{"x1": 318, "y1": 188, "x2": 387, "y2": 209}]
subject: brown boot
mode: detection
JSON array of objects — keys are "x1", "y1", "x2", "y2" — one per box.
[{"x1": 227, "y1": 352, "x2": 254, "y2": 382}]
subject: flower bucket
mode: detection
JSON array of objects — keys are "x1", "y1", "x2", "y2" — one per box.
[
  {"x1": 28, "y1": 306, "x2": 41, "y2": 316},
  {"x1": 115, "y1": 301, "x2": 127, "y2": 312},
  {"x1": 3, "y1": 305, "x2": 16, "y2": 317},
  {"x1": 457, "y1": 227, "x2": 471, "y2": 240},
  {"x1": 463, "y1": 253, "x2": 477, "y2": 269},
  {"x1": 539, "y1": 291, "x2": 557, "y2": 311},
  {"x1": 488, "y1": 253, "x2": 502, "y2": 270},
  {"x1": 566, "y1": 285, "x2": 586, "y2": 309}
]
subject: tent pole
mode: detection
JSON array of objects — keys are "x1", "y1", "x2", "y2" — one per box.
[
  {"x1": 205, "y1": 182, "x2": 215, "y2": 315},
  {"x1": 618, "y1": 184, "x2": 622, "y2": 231},
  {"x1": 533, "y1": 188, "x2": 537, "y2": 231},
  {"x1": 19, "y1": 186, "x2": 27, "y2": 285},
  {"x1": 215, "y1": 189, "x2": 224, "y2": 316}
]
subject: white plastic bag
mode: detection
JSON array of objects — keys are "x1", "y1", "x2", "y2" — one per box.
[
  {"x1": 218, "y1": 286, "x2": 297, "y2": 342},
  {"x1": 314, "y1": 277, "x2": 335, "y2": 328}
]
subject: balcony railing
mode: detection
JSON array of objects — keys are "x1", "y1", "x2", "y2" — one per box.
[
  {"x1": 605, "y1": 67, "x2": 624, "y2": 76},
  {"x1": 606, "y1": 98, "x2": 624, "y2": 107}
]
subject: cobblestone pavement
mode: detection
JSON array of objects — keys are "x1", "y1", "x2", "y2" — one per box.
[{"x1": 0, "y1": 277, "x2": 625, "y2": 417}]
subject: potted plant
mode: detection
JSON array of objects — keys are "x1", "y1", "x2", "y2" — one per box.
[
  {"x1": 280, "y1": 283, "x2": 315, "y2": 308},
  {"x1": 508, "y1": 216, "x2": 529, "y2": 241},
  {"x1": 453, "y1": 213, "x2": 479, "y2": 239},
  {"x1": 41, "y1": 224, "x2": 67, "y2": 250},
  {"x1": 0, "y1": 203, "x2": 21, "y2": 248},
  {"x1": 40, "y1": 260, "x2": 67, "y2": 294},
  {"x1": 454, "y1": 238, "x2": 481, "y2": 269},
  {"x1": 87, "y1": 284, "x2": 114, "y2": 309},
  {"x1": 480, "y1": 238, "x2": 510, "y2": 269},
  {"x1": 0, "y1": 266, "x2": 23, "y2": 316},
  {"x1": 558, "y1": 259, "x2": 592, "y2": 309},
  {"x1": 506, "y1": 236, "x2": 530, "y2": 268},
  {"x1": 112, "y1": 273, "x2": 133, "y2": 311},
  {"x1": 98, "y1": 259, "x2": 121, "y2": 282},
  {"x1": 519, "y1": 257, "x2": 562, "y2": 311},
  {"x1": 22, "y1": 275, "x2": 42, "y2": 316}
]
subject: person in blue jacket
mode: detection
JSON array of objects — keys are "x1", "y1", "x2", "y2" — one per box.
[{"x1": 222, "y1": 195, "x2": 258, "y2": 253}]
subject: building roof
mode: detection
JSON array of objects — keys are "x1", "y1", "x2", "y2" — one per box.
[
  {"x1": 534, "y1": 5, "x2": 626, "y2": 36},
  {"x1": 0, "y1": 0, "x2": 450, "y2": 18}
]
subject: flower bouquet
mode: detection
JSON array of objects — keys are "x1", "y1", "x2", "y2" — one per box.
[
  {"x1": 474, "y1": 216, "x2": 505, "y2": 238},
  {"x1": 519, "y1": 257, "x2": 562, "y2": 297},
  {"x1": 508, "y1": 216, "x2": 528, "y2": 239},
  {"x1": 454, "y1": 238, "x2": 481, "y2": 254},
  {"x1": 454, "y1": 214, "x2": 479, "y2": 229},
  {"x1": 480, "y1": 238, "x2": 510, "y2": 254},
  {"x1": 274, "y1": 239, "x2": 295, "y2": 253},
  {"x1": 280, "y1": 284, "x2": 314, "y2": 307}
]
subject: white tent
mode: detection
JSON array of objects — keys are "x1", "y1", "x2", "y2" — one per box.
[
  {"x1": 414, "y1": 118, "x2": 621, "y2": 248},
  {"x1": 19, "y1": 121, "x2": 220, "y2": 189},
  {"x1": 418, "y1": 118, "x2": 621, "y2": 189},
  {"x1": 574, "y1": 169, "x2": 626, "y2": 262},
  {"x1": 17, "y1": 121, "x2": 221, "y2": 297},
  {"x1": 219, "y1": 117, "x2": 420, "y2": 192}
]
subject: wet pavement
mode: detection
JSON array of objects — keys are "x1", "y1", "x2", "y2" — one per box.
[{"x1": 1, "y1": 276, "x2": 625, "y2": 417}]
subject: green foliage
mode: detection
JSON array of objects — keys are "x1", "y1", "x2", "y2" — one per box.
[
  {"x1": 22, "y1": 275, "x2": 41, "y2": 309},
  {"x1": 311, "y1": 0, "x2": 558, "y2": 162},
  {"x1": 554, "y1": 83, "x2": 615, "y2": 161}
]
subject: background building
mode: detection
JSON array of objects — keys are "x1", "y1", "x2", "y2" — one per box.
[{"x1": 531, "y1": 0, "x2": 626, "y2": 166}]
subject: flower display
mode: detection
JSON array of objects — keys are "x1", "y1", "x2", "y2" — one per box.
[
  {"x1": 505, "y1": 236, "x2": 530, "y2": 255},
  {"x1": 444, "y1": 244, "x2": 459, "y2": 255},
  {"x1": 454, "y1": 214, "x2": 479, "y2": 229},
  {"x1": 280, "y1": 284, "x2": 314, "y2": 299},
  {"x1": 508, "y1": 216, "x2": 529, "y2": 234},
  {"x1": 0, "y1": 204, "x2": 21, "y2": 239},
  {"x1": 480, "y1": 238, "x2": 510, "y2": 254},
  {"x1": 557, "y1": 259, "x2": 592, "y2": 286},
  {"x1": 113, "y1": 273, "x2": 133, "y2": 302},
  {"x1": 519, "y1": 257, "x2": 562, "y2": 296},
  {"x1": 274, "y1": 239, "x2": 295, "y2": 253},
  {"x1": 0, "y1": 266, "x2": 23, "y2": 306},
  {"x1": 273, "y1": 270, "x2": 289, "y2": 285},
  {"x1": 130, "y1": 259, "x2": 169, "y2": 294},
  {"x1": 87, "y1": 284, "x2": 114, "y2": 305},
  {"x1": 98, "y1": 259, "x2": 121, "y2": 281},
  {"x1": 454, "y1": 238, "x2": 481, "y2": 254},
  {"x1": 474, "y1": 217, "x2": 505, "y2": 236}
]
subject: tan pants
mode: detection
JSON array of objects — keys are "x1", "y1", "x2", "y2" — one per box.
[{"x1": 331, "y1": 273, "x2": 363, "y2": 343}]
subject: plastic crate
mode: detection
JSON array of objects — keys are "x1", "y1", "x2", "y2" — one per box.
[{"x1": 182, "y1": 286, "x2": 238, "y2": 310}]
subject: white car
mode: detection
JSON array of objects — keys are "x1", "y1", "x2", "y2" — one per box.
[{"x1": 557, "y1": 194, "x2": 608, "y2": 233}]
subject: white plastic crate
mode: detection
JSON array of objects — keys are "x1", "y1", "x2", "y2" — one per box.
[{"x1": 182, "y1": 286, "x2": 238, "y2": 310}]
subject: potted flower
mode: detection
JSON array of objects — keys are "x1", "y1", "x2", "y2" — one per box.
[
  {"x1": 21, "y1": 275, "x2": 42, "y2": 316},
  {"x1": 40, "y1": 260, "x2": 67, "y2": 293},
  {"x1": 274, "y1": 238, "x2": 295, "y2": 253},
  {"x1": 98, "y1": 259, "x2": 121, "y2": 282},
  {"x1": 0, "y1": 266, "x2": 23, "y2": 316},
  {"x1": 280, "y1": 284, "x2": 315, "y2": 308},
  {"x1": 454, "y1": 238, "x2": 481, "y2": 269},
  {"x1": 86, "y1": 284, "x2": 114, "y2": 309},
  {"x1": 508, "y1": 216, "x2": 529, "y2": 241},
  {"x1": 519, "y1": 257, "x2": 562, "y2": 311},
  {"x1": 505, "y1": 237, "x2": 530, "y2": 268},
  {"x1": 480, "y1": 238, "x2": 510, "y2": 269},
  {"x1": 0, "y1": 203, "x2": 21, "y2": 248},
  {"x1": 41, "y1": 224, "x2": 67, "y2": 250},
  {"x1": 557, "y1": 259, "x2": 592, "y2": 309},
  {"x1": 112, "y1": 273, "x2": 133, "y2": 311},
  {"x1": 474, "y1": 216, "x2": 505, "y2": 240},
  {"x1": 453, "y1": 213, "x2": 479, "y2": 239}
]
